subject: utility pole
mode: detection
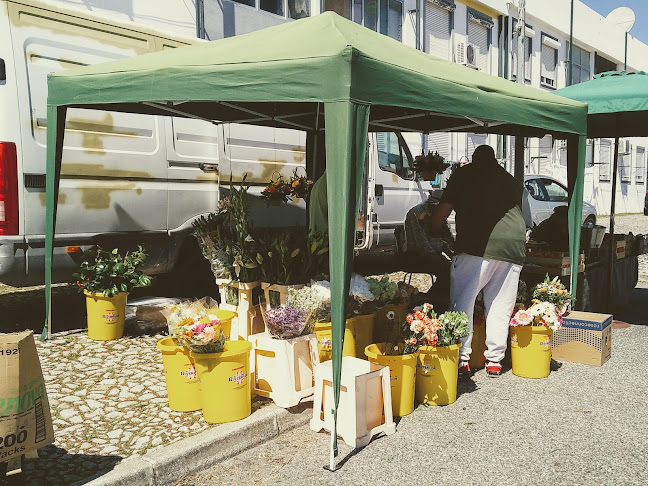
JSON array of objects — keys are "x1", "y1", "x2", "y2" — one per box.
[
  {"x1": 568, "y1": 0, "x2": 574, "y2": 85},
  {"x1": 514, "y1": 0, "x2": 526, "y2": 192}
]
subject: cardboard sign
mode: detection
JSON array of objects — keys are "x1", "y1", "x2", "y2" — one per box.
[{"x1": 0, "y1": 331, "x2": 54, "y2": 462}]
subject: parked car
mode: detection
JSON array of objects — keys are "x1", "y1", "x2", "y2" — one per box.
[{"x1": 524, "y1": 175, "x2": 597, "y2": 228}]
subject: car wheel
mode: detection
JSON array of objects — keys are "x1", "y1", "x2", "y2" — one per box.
[{"x1": 583, "y1": 216, "x2": 596, "y2": 228}]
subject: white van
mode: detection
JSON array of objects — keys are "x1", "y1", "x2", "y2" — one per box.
[{"x1": 0, "y1": 0, "x2": 426, "y2": 287}]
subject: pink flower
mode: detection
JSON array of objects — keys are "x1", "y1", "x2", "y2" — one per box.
[
  {"x1": 513, "y1": 309, "x2": 533, "y2": 326},
  {"x1": 406, "y1": 314, "x2": 414, "y2": 324},
  {"x1": 200, "y1": 326, "x2": 216, "y2": 344},
  {"x1": 191, "y1": 322, "x2": 209, "y2": 334}
]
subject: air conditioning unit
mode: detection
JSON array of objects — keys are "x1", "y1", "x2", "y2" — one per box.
[
  {"x1": 466, "y1": 43, "x2": 479, "y2": 69},
  {"x1": 455, "y1": 42, "x2": 465, "y2": 65}
]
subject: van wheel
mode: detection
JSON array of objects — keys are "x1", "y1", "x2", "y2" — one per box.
[
  {"x1": 152, "y1": 238, "x2": 219, "y2": 300},
  {"x1": 583, "y1": 216, "x2": 596, "y2": 228}
]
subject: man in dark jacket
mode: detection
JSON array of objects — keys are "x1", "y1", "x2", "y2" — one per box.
[{"x1": 431, "y1": 145, "x2": 526, "y2": 376}]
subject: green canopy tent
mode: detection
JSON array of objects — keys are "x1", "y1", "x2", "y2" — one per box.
[
  {"x1": 43, "y1": 12, "x2": 587, "y2": 468},
  {"x1": 557, "y1": 71, "x2": 648, "y2": 310}
]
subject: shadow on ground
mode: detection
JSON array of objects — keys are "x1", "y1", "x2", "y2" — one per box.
[
  {"x1": 614, "y1": 287, "x2": 648, "y2": 325},
  {"x1": 0, "y1": 445, "x2": 121, "y2": 486}
]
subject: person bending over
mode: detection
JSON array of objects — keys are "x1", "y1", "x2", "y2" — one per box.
[{"x1": 430, "y1": 145, "x2": 526, "y2": 377}]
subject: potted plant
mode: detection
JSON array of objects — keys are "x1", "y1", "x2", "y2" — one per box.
[
  {"x1": 403, "y1": 304, "x2": 469, "y2": 406},
  {"x1": 169, "y1": 299, "x2": 252, "y2": 424},
  {"x1": 288, "y1": 168, "x2": 313, "y2": 199},
  {"x1": 369, "y1": 277, "x2": 415, "y2": 343},
  {"x1": 193, "y1": 176, "x2": 264, "y2": 339},
  {"x1": 509, "y1": 276, "x2": 572, "y2": 379},
  {"x1": 365, "y1": 312, "x2": 419, "y2": 417},
  {"x1": 74, "y1": 245, "x2": 151, "y2": 341},
  {"x1": 413, "y1": 150, "x2": 450, "y2": 181},
  {"x1": 260, "y1": 173, "x2": 292, "y2": 206}
]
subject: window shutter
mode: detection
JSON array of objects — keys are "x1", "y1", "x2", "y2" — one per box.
[
  {"x1": 467, "y1": 133, "x2": 488, "y2": 160},
  {"x1": 600, "y1": 139, "x2": 611, "y2": 181},
  {"x1": 427, "y1": 132, "x2": 450, "y2": 160},
  {"x1": 541, "y1": 44, "x2": 556, "y2": 86},
  {"x1": 426, "y1": 2, "x2": 451, "y2": 60},
  {"x1": 467, "y1": 19, "x2": 488, "y2": 72},
  {"x1": 538, "y1": 135, "x2": 553, "y2": 173},
  {"x1": 637, "y1": 147, "x2": 645, "y2": 182}
]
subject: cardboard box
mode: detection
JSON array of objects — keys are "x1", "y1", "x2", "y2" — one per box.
[
  {"x1": 0, "y1": 331, "x2": 54, "y2": 462},
  {"x1": 552, "y1": 311, "x2": 612, "y2": 366}
]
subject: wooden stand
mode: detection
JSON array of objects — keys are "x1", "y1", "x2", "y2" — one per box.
[
  {"x1": 261, "y1": 283, "x2": 305, "y2": 310},
  {"x1": 248, "y1": 332, "x2": 319, "y2": 408},
  {"x1": 216, "y1": 279, "x2": 264, "y2": 340},
  {"x1": 310, "y1": 356, "x2": 396, "y2": 448}
]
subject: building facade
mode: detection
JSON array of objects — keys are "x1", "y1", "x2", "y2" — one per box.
[{"x1": 49, "y1": 0, "x2": 648, "y2": 215}]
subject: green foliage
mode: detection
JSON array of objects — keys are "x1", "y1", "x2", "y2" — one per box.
[
  {"x1": 366, "y1": 276, "x2": 399, "y2": 306},
  {"x1": 192, "y1": 175, "x2": 262, "y2": 283},
  {"x1": 74, "y1": 246, "x2": 151, "y2": 297},
  {"x1": 532, "y1": 274, "x2": 573, "y2": 310},
  {"x1": 436, "y1": 311, "x2": 470, "y2": 347}
]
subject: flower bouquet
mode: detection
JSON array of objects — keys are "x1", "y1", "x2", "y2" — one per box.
[
  {"x1": 260, "y1": 173, "x2": 292, "y2": 206},
  {"x1": 164, "y1": 298, "x2": 226, "y2": 353},
  {"x1": 402, "y1": 304, "x2": 469, "y2": 405},
  {"x1": 260, "y1": 303, "x2": 315, "y2": 340},
  {"x1": 508, "y1": 276, "x2": 573, "y2": 379},
  {"x1": 289, "y1": 168, "x2": 313, "y2": 199},
  {"x1": 413, "y1": 151, "x2": 450, "y2": 180}
]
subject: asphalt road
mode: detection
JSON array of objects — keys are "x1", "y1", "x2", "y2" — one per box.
[{"x1": 174, "y1": 320, "x2": 647, "y2": 486}]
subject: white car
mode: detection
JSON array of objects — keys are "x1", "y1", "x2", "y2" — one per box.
[{"x1": 524, "y1": 176, "x2": 597, "y2": 228}]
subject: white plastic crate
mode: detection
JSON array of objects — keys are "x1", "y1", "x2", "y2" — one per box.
[
  {"x1": 248, "y1": 332, "x2": 319, "y2": 408},
  {"x1": 310, "y1": 356, "x2": 396, "y2": 448}
]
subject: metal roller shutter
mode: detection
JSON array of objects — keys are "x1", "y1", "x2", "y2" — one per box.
[
  {"x1": 541, "y1": 44, "x2": 556, "y2": 86},
  {"x1": 538, "y1": 135, "x2": 553, "y2": 173},
  {"x1": 467, "y1": 133, "x2": 488, "y2": 160},
  {"x1": 427, "y1": 132, "x2": 450, "y2": 160},
  {"x1": 426, "y1": 2, "x2": 451, "y2": 60},
  {"x1": 467, "y1": 19, "x2": 488, "y2": 72}
]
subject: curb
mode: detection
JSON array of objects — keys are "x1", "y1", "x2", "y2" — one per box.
[{"x1": 72, "y1": 401, "x2": 313, "y2": 486}]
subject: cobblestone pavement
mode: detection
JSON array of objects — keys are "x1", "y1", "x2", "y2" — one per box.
[{"x1": 1, "y1": 331, "x2": 271, "y2": 486}]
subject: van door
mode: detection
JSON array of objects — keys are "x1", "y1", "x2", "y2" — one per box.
[
  {"x1": 8, "y1": 3, "x2": 169, "y2": 282},
  {"x1": 369, "y1": 132, "x2": 427, "y2": 246}
]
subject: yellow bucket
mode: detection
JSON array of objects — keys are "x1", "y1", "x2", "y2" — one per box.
[
  {"x1": 469, "y1": 315, "x2": 487, "y2": 370},
  {"x1": 157, "y1": 338, "x2": 202, "y2": 412},
  {"x1": 510, "y1": 326, "x2": 553, "y2": 379},
  {"x1": 365, "y1": 343, "x2": 418, "y2": 417},
  {"x1": 416, "y1": 344, "x2": 461, "y2": 406},
  {"x1": 374, "y1": 302, "x2": 409, "y2": 343},
  {"x1": 191, "y1": 340, "x2": 252, "y2": 423},
  {"x1": 314, "y1": 321, "x2": 355, "y2": 362},
  {"x1": 346, "y1": 314, "x2": 376, "y2": 359},
  {"x1": 84, "y1": 291, "x2": 127, "y2": 341},
  {"x1": 209, "y1": 309, "x2": 237, "y2": 340}
]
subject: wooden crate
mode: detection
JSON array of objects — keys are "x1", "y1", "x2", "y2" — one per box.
[
  {"x1": 248, "y1": 332, "x2": 318, "y2": 408},
  {"x1": 261, "y1": 283, "x2": 305, "y2": 310},
  {"x1": 216, "y1": 280, "x2": 265, "y2": 340},
  {"x1": 524, "y1": 250, "x2": 585, "y2": 276},
  {"x1": 310, "y1": 356, "x2": 396, "y2": 449}
]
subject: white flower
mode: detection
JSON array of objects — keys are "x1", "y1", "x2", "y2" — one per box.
[{"x1": 349, "y1": 274, "x2": 374, "y2": 302}]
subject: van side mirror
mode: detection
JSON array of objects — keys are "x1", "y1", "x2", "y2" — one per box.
[{"x1": 0, "y1": 59, "x2": 6, "y2": 82}]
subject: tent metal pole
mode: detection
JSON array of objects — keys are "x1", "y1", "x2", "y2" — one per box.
[{"x1": 607, "y1": 136, "x2": 620, "y2": 311}]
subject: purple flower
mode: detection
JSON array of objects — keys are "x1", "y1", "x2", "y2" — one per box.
[{"x1": 264, "y1": 305, "x2": 307, "y2": 339}]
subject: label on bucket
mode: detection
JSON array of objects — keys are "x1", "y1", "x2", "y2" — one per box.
[
  {"x1": 102, "y1": 310, "x2": 119, "y2": 323},
  {"x1": 318, "y1": 338, "x2": 331, "y2": 350},
  {"x1": 417, "y1": 362, "x2": 436, "y2": 373},
  {"x1": 540, "y1": 338, "x2": 551, "y2": 350},
  {"x1": 228, "y1": 365, "x2": 248, "y2": 389},
  {"x1": 181, "y1": 366, "x2": 197, "y2": 380}
]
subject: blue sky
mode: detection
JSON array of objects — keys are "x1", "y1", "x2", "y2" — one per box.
[{"x1": 582, "y1": 1, "x2": 648, "y2": 44}]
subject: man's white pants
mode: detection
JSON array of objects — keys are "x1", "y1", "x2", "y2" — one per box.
[{"x1": 450, "y1": 253, "x2": 522, "y2": 364}]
